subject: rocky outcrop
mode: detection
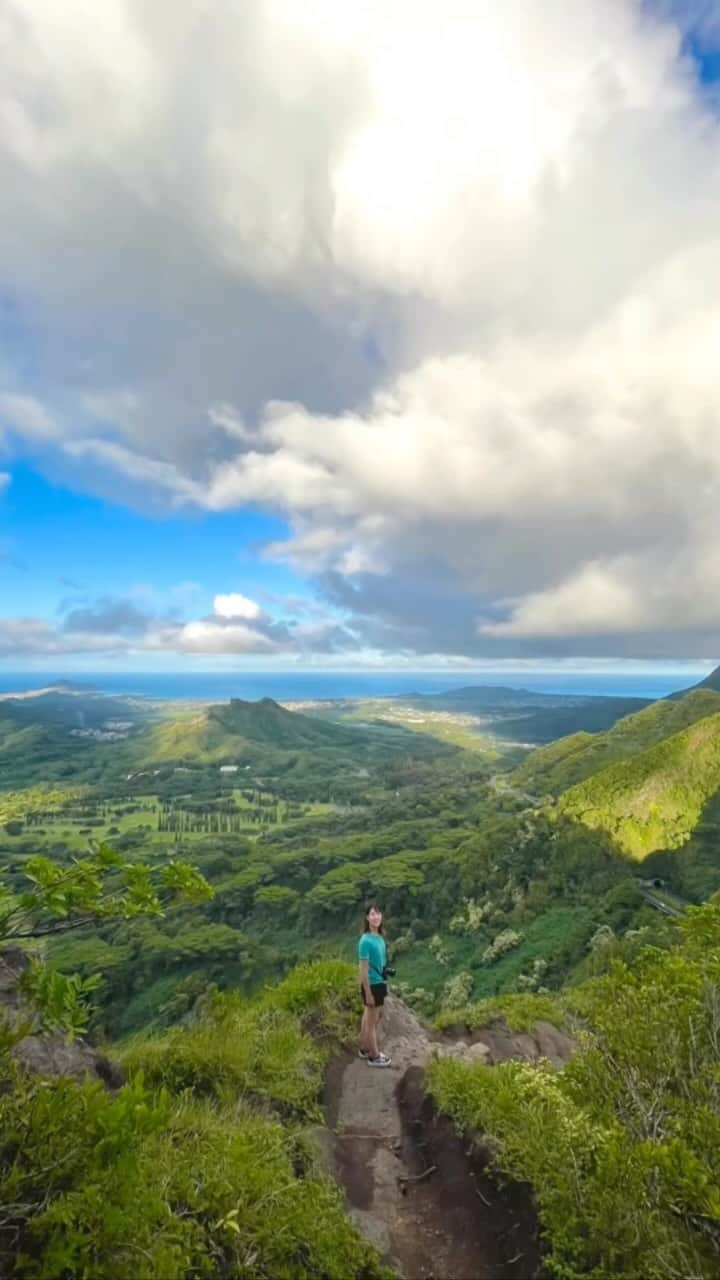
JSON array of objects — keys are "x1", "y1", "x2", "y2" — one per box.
[
  {"x1": 439, "y1": 1017, "x2": 575, "y2": 1070},
  {"x1": 0, "y1": 947, "x2": 124, "y2": 1088}
]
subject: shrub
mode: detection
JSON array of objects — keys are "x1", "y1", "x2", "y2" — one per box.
[
  {"x1": 0, "y1": 1046, "x2": 387, "y2": 1279},
  {"x1": 435, "y1": 989, "x2": 566, "y2": 1032},
  {"x1": 122, "y1": 999, "x2": 323, "y2": 1120},
  {"x1": 429, "y1": 903, "x2": 720, "y2": 1278},
  {"x1": 441, "y1": 971, "x2": 473, "y2": 1010},
  {"x1": 481, "y1": 929, "x2": 523, "y2": 964}
]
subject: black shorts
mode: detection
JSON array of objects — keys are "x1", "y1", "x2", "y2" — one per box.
[{"x1": 360, "y1": 982, "x2": 387, "y2": 1007}]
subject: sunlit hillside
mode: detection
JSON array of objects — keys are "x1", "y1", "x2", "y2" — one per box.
[{"x1": 559, "y1": 710, "x2": 720, "y2": 857}]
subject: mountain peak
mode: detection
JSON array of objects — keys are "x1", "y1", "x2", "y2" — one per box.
[{"x1": 669, "y1": 665, "x2": 720, "y2": 699}]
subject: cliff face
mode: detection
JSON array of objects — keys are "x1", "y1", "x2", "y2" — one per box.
[{"x1": 0, "y1": 947, "x2": 123, "y2": 1088}]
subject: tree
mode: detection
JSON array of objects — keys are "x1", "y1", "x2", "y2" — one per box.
[{"x1": 0, "y1": 845, "x2": 212, "y2": 1036}]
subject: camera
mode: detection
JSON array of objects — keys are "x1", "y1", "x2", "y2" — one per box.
[{"x1": 382, "y1": 965, "x2": 396, "y2": 979}]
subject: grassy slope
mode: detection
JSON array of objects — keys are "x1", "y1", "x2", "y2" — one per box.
[
  {"x1": 558, "y1": 707, "x2": 720, "y2": 857},
  {"x1": 140, "y1": 697, "x2": 433, "y2": 765},
  {"x1": 513, "y1": 689, "x2": 720, "y2": 796}
]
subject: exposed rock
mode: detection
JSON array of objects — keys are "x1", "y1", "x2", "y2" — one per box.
[
  {"x1": 442, "y1": 1016, "x2": 575, "y2": 1069},
  {"x1": 0, "y1": 947, "x2": 124, "y2": 1089}
]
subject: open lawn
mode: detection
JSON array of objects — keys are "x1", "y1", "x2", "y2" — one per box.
[{"x1": 6, "y1": 786, "x2": 334, "y2": 853}]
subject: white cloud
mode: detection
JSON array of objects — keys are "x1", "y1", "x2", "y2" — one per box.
[
  {"x1": 169, "y1": 619, "x2": 277, "y2": 654},
  {"x1": 0, "y1": 394, "x2": 58, "y2": 440},
  {"x1": 0, "y1": 589, "x2": 343, "y2": 659},
  {"x1": 3, "y1": 1, "x2": 720, "y2": 657},
  {"x1": 213, "y1": 592, "x2": 262, "y2": 621}
]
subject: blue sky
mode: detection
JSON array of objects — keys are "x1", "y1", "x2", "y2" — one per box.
[
  {"x1": 2, "y1": 0, "x2": 720, "y2": 675},
  {"x1": 2, "y1": 464, "x2": 300, "y2": 616}
]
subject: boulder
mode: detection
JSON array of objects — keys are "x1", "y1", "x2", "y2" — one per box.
[{"x1": 0, "y1": 947, "x2": 124, "y2": 1088}]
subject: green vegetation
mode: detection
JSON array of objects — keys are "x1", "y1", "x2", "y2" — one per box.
[
  {"x1": 0, "y1": 961, "x2": 387, "y2": 1280},
  {"x1": 559, "y1": 710, "x2": 720, "y2": 856},
  {"x1": 319, "y1": 697, "x2": 499, "y2": 755},
  {"x1": 4, "y1": 681, "x2": 720, "y2": 1277},
  {"x1": 406, "y1": 686, "x2": 653, "y2": 744},
  {"x1": 435, "y1": 989, "x2": 566, "y2": 1031},
  {"x1": 3, "y1": 687, "x2": 720, "y2": 1036},
  {"x1": 645, "y1": 788, "x2": 720, "y2": 903},
  {"x1": 1, "y1": 785, "x2": 86, "y2": 830},
  {"x1": 513, "y1": 690, "x2": 720, "y2": 795},
  {"x1": 429, "y1": 901, "x2": 720, "y2": 1279}
]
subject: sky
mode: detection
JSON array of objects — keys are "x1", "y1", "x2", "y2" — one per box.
[{"x1": 2, "y1": 0, "x2": 720, "y2": 674}]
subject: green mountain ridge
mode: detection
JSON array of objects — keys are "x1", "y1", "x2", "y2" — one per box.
[
  {"x1": 0, "y1": 688, "x2": 143, "y2": 728},
  {"x1": 668, "y1": 661, "x2": 720, "y2": 698},
  {"x1": 137, "y1": 697, "x2": 459, "y2": 796},
  {"x1": 142, "y1": 697, "x2": 360, "y2": 762},
  {"x1": 558, "y1": 707, "x2": 720, "y2": 857},
  {"x1": 512, "y1": 689, "x2": 720, "y2": 795}
]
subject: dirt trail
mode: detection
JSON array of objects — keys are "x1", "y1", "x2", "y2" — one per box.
[{"x1": 322, "y1": 997, "x2": 573, "y2": 1279}]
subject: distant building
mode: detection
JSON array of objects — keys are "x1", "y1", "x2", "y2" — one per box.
[{"x1": 219, "y1": 765, "x2": 239, "y2": 773}]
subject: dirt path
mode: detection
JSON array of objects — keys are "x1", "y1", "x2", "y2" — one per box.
[{"x1": 322, "y1": 997, "x2": 572, "y2": 1279}]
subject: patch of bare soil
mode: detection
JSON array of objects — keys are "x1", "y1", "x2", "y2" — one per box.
[{"x1": 396, "y1": 1066, "x2": 541, "y2": 1280}]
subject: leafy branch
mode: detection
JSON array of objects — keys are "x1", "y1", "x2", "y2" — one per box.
[{"x1": 0, "y1": 844, "x2": 213, "y2": 1037}]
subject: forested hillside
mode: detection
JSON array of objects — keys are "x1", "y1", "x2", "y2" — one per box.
[
  {"x1": 2, "y1": 687, "x2": 720, "y2": 1039},
  {"x1": 512, "y1": 689, "x2": 720, "y2": 795},
  {"x1": 558, "y1": 710, "x2": 720, "y2": 857}
]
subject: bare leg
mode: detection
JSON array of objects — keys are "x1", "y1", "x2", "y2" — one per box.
[{"x1": 361, "y1": 1005, "x2": 379, "y2": 1057}]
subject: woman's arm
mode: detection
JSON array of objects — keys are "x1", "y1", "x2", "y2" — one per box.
[{"x1": 359, "y1": 957, "x2": 374, "y2": 1005}]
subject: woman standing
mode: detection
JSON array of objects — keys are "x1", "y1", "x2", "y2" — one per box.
[{"x1": 358, "y1": 902, "x2": 392, "y2": 1067}]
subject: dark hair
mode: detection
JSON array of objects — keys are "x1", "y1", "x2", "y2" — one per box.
[{"x1": 363, "y1": 902, "x2": 384, "y2": 935}]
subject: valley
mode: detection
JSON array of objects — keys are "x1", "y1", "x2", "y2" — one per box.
[
  {"x1": 2, "y1": 672, "x2": 720, "y2": 1041},
  {"x1": 2, "y1": 673, "x2": 720, "y2": 1278}
]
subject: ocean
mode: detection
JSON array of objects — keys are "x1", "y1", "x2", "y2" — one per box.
[{"x1": 0, "y1": 669, "x2": 705, "y2": 702}]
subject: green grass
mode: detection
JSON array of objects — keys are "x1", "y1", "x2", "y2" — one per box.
[
  {"x1": 13, "y1": 789, "x2": 333, "y2": 854},
  {"x1": 120, "y1": 959, "x2": 358, "y2": 1118},
  {"x1": 435, "y1": 989, "x2": 567, "y2": 1031},
  {"x1": 0, "y1": 785, "x2": 86, "y2": 829},
  {"x1": 427, "y1": 904, "x2": 720, "y2": 1280}
]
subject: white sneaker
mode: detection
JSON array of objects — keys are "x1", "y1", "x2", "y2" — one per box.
[{"x1": 367, "y1": 1053, "x2": 392, "y2": 1067}]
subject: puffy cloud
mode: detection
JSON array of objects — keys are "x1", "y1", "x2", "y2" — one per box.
[
  {"x1": 213, "y1": 593, "x2": 262, "y2": 621},
  {"x1": 167, "y1": 619, "x2": 277, "y2": 655},
  {"x1": 3, "y1": 1, "x2": 720, "y2": 658},
  {"x1": 0, "y1": 589, "x2": 356, "y2": 659}
]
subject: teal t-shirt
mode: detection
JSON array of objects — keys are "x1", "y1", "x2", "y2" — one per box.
[{"x1": 358, "y1": 931, "x2": 387, "y2": 986}]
